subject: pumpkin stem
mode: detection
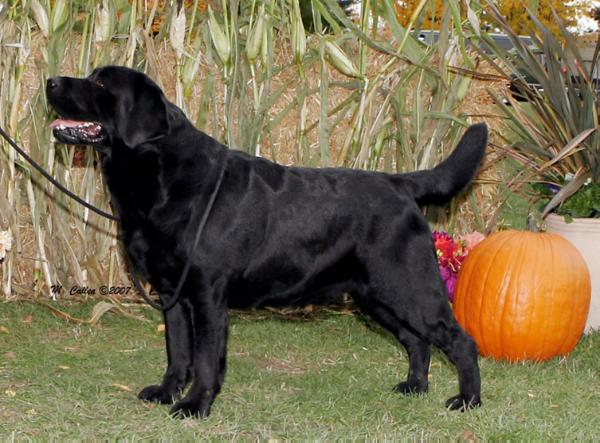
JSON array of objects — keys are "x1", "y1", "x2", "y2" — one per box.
[{"x1": 527, "y1": 213, "x2": 539, "y2": 232}]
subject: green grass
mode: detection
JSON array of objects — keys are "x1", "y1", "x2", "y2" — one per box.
[{"x1": 1, "y1": 301, "x2": 599, "y2": 439}]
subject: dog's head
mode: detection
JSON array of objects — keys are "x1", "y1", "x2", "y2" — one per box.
[{"x1": 46, "y1": 66, "x2": 171, "y2": 149}]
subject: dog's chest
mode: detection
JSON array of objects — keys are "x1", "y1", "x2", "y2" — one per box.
[{"x1": 101, "y1": 150, "x2": 163, "y2": 218}]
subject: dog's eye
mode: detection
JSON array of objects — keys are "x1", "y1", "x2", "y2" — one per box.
[{"x1": 95, "y1": 80, "x2": 105, "y2": 88}]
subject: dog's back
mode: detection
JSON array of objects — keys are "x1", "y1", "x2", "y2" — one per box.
[{"x1": 210, "y1": 124, "x2": 487, "y2": 310}]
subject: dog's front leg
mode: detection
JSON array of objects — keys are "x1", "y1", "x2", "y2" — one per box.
[
  {"x1": 170, "y1": 283, "x2": 229, "y2": 418},
  {"x1": 139, "y1": 301, "x2": 193, "y2": 404}
]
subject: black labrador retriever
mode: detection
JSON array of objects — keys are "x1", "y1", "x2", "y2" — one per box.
[{"x1": 46, "y1": 66, "x2": 487, "y2": 418}]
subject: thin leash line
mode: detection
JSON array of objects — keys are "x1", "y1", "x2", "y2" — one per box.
[
  {"x1": 132, "y1": 152, "x2": 227, "y2": 311},
  {"x1": 0, "y1": 124, "x2": 227, "y2": 312},
  {"x1": 0, "y1": 125, "x2": 119, "y2": 221}
]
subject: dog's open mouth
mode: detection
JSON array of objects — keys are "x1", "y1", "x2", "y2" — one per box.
[{"x1": 50, "y1": 119, "x2": 107, "y2": 145}]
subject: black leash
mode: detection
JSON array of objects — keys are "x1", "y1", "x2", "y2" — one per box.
[
  {"x1": 0, "y1": 124, "x2": 227, "y2": 311},
  {"x1": 0, "y1": 125, "x2": 119, "y2": 221}
]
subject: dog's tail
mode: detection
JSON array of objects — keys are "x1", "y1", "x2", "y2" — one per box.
[{"x1": 401, "y1": 123, "x2": 488, "y2": 206}]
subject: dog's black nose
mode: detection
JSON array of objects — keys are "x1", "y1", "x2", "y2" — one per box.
[{"x1": 47, "y1": 78, "x2": 59, "y2": 89}]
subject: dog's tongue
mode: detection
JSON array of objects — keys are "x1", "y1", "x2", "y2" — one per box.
[{"x1": 50, "y1": 119, "x2": 88, "y2": 129}]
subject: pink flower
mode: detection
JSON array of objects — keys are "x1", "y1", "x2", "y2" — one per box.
[
  {"x1": 446, "y1": 274, "x2": 457, "y2": 302},
  {"x1": 438, "y1": 264, "x2": 458, "y2": 302}
]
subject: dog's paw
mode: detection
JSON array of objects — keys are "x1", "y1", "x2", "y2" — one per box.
[
  {"x1": 138, "y1": 384, "x2": 177, "y2": 404},
  {"x1": 169, "y1": 400, "x2": 211, "y2": 419},
  {"x1": 445, "y1": 394, "x2": 482, "y2": 411},
  {"x1": 393, "y1": 381, "x2": 428, "y2": 395}
]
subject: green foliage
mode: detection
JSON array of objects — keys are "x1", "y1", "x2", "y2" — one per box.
[
  {"x1": 533, "y1": 181, "x2": 600, "y2": 220},
  {"x1": 555, "y1": 182, "x2": 600, "y2": 219}
]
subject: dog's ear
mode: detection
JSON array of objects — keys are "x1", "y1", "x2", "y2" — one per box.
[{"x1": 116, "y1": 77, "x2": 171, "y2": 148}]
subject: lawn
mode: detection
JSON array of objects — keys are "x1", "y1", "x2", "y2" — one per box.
[{"x1": 1, "y1": 301, "x2": 599, "y2": 439}]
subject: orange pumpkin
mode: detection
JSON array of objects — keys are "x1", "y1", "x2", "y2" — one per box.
[{"x1": 453, "y1": 230, "x2": 591, "y2": 362}]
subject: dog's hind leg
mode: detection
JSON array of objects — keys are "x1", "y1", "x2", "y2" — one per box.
[
  {"x1": 361, "y1": 234, "x2": 481, "y2": 410},
  {"x1": 425, "y1": 312, "x2": 481, "y2": 411},
  {"x1": 399, "y1": 263, "x2": 481, "y2": 410},
  {"x1": 392, "y1": 329, "x2": 431, "y2": 395},
  {"x1": 356, "y1": 299, "x2": 431, "y2": 395},
  {"x1": 362, "y1": 287, "x2": 481, "y2": 410},
  {"x1": 170, "y1": 279, "x2": 229, "y2": 418},
  {"x1": 401, "y1": 298, "x2": 480, "y2": 410},
  {"x1": 138, "y1": 301, "x2": 193, "y2": 404}
]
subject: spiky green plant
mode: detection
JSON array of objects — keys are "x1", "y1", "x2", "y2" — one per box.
[{"x1": 481, "y1": 1, "x2": 600, "y2": 219}]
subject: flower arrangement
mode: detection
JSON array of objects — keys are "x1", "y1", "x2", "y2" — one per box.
[{"x1": 433, "y1": 231, "x2": 485, "y2": 302}]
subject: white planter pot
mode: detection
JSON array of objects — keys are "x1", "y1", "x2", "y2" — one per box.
[{"x1": 546, "y1": 213, "x2": 600, "y2": 333}]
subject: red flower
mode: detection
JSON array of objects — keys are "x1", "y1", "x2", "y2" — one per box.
[{"x1": 433, "y1": 230, "x2": 482, "y2": 302}]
